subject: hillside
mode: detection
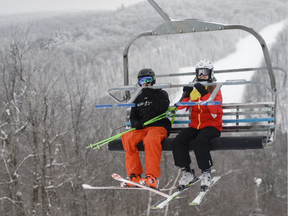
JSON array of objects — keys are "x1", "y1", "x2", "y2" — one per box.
[
  {"x1": 0, "y1": 0, "x2": 286, "y2": 90},
  {"x1": 0, "y1": 0, "x2": 287, "y2": 215}
]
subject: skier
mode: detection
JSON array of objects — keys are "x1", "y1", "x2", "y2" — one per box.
[
  {"x1": 121, "y1": 68, "x2": 171, "y2": 188},
  {"x1": 172, "y1": 59, "x2": 223, "y2": 191}
]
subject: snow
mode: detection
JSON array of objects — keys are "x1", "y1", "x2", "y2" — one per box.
[
  {"x1": 178, "y1": 20, "x2": 286, "y2": 103},
  {"x1": 5, "y1": 109, "x2": 10, "y2": 116},
  {"x1": 254, "y1": 178, "x2": 262, "y2": 187}
]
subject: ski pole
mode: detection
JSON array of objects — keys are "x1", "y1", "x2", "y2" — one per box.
[
  {"x1": 88, "y1": 128, "x2": 135, "y2": 149},
  {"x1": 87, "y1": 112, "x2": 168, "y2": 149}
]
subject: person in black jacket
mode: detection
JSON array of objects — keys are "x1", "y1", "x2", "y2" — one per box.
[{"x1": 121, "y1": 68, "x2": 171, "y2": 188}]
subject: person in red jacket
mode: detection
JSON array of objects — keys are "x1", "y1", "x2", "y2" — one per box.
[
  {"x1": 172, "y1": 59, "x2": 223, "y2": 191},
  {"x1": 121, "y1": 68, "x2": 171, "y2": 189}
]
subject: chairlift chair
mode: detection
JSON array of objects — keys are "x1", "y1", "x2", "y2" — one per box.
[{"x1": 107, "y1": 0, "x2": 287, "y2": 152}]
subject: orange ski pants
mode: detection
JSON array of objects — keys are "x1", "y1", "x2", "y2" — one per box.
[{"x1": 122, "y1": 126, "x2": 167, "y2": 178}]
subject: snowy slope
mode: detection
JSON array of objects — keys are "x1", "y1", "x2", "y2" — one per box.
[{"x1": 178, "y1": 20, "x2": 286, "y2": 103}]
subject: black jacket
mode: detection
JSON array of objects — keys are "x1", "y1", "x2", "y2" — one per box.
[{"x1": 130, "y1": 88, "x2": 171, "y2": 135}]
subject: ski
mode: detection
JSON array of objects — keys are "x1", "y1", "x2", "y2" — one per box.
[
  {"x1": 111, "y1": 173, "x2": 170, "y2": 198},
  {"x1": 82, "y1": 184, "x2": 147, "y2": 190},
  {"x1": 150, "y1": 176, "x2": 202, "y2": 209},
  {"x1": 151, "y1": 170, "x2": 217, "y2": 209},
  {"x1": 188, "y1": 176, "x2": 221, "y2": 205},
  {"x1": 82, "y1": 184, "x2": 174, "y2": 191}
]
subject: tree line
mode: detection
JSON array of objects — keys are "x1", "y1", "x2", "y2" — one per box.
[{"x1": 0, "y1": 0, "x2": 287, "y2": 215}]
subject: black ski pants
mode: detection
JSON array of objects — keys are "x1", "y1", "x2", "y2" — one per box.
[{"x1": 172, "y1": 126, "x2": 221, "y2": 171}]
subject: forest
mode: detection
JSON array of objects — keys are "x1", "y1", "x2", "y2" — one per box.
[{"x1": 0, "y1": 0, "x2": 287, "y2": 215}]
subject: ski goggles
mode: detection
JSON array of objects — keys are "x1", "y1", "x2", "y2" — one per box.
[
  {"x1": 138, "y1": 76, "x2": 153, "y2": 85},
  {"x1": 196, "y1": 68, "x2": 210, "y2": 76}
]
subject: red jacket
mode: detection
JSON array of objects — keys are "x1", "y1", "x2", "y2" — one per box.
[{"x1": 178, "y1": 88, "x2": 223, "y2": 132}]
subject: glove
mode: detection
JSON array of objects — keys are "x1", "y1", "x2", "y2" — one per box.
[
  {"x1": 168, "y1": 109, "x2": 176, "y2": 116},
  {"x1": 142, "y1": 88, "x2": 154, "y2": 98},
  {"x1": 194, "y1": 83, "x2": 208, "y2": 97},
  {"x1": 183, "y1": 86, "x2": 193, "y2": 93},
  {"x1": 134, "y1": 121, "x2": 144, "y2": 130},
  {"x1": 182, "y1": 86, "x2": 193, "y2": 99}
]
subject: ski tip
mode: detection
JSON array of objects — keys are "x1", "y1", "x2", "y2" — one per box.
[
  {"x1": 151, "y1": 207, "x2": 159, "y2": 210},
  {"x1": 188, "y1": 202, "x2": 198, "y2": 205},
  {"x1": 211, "y1": 176, "x2": 221, "y2": 183},
  {"x1": 82, "y1": 184, "x2": 91, "y2": 189},
  {"x1": 111, "y1": 173, "x2": 121, "y2": 180}
]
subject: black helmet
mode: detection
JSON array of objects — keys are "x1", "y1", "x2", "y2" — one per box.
[{"x1": 137, "y1": 68, "x2": 156, "y2": 85}]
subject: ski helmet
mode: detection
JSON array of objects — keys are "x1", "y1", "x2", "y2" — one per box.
[
  {"x1": 137, "y1": 68, "x2": 156, "y2": 85},
  {"x1": 195, "y1": 59, "x2": 214, "y2": 82}
]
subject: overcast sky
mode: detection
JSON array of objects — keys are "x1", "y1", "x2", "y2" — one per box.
[{"x1": 0, "y1": 0, "x2": 145, "y2": 15}]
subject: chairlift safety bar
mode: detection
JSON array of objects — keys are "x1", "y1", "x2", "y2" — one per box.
[{"x1": 107, "y1": 72, "x2": 287, "y2": 103}]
